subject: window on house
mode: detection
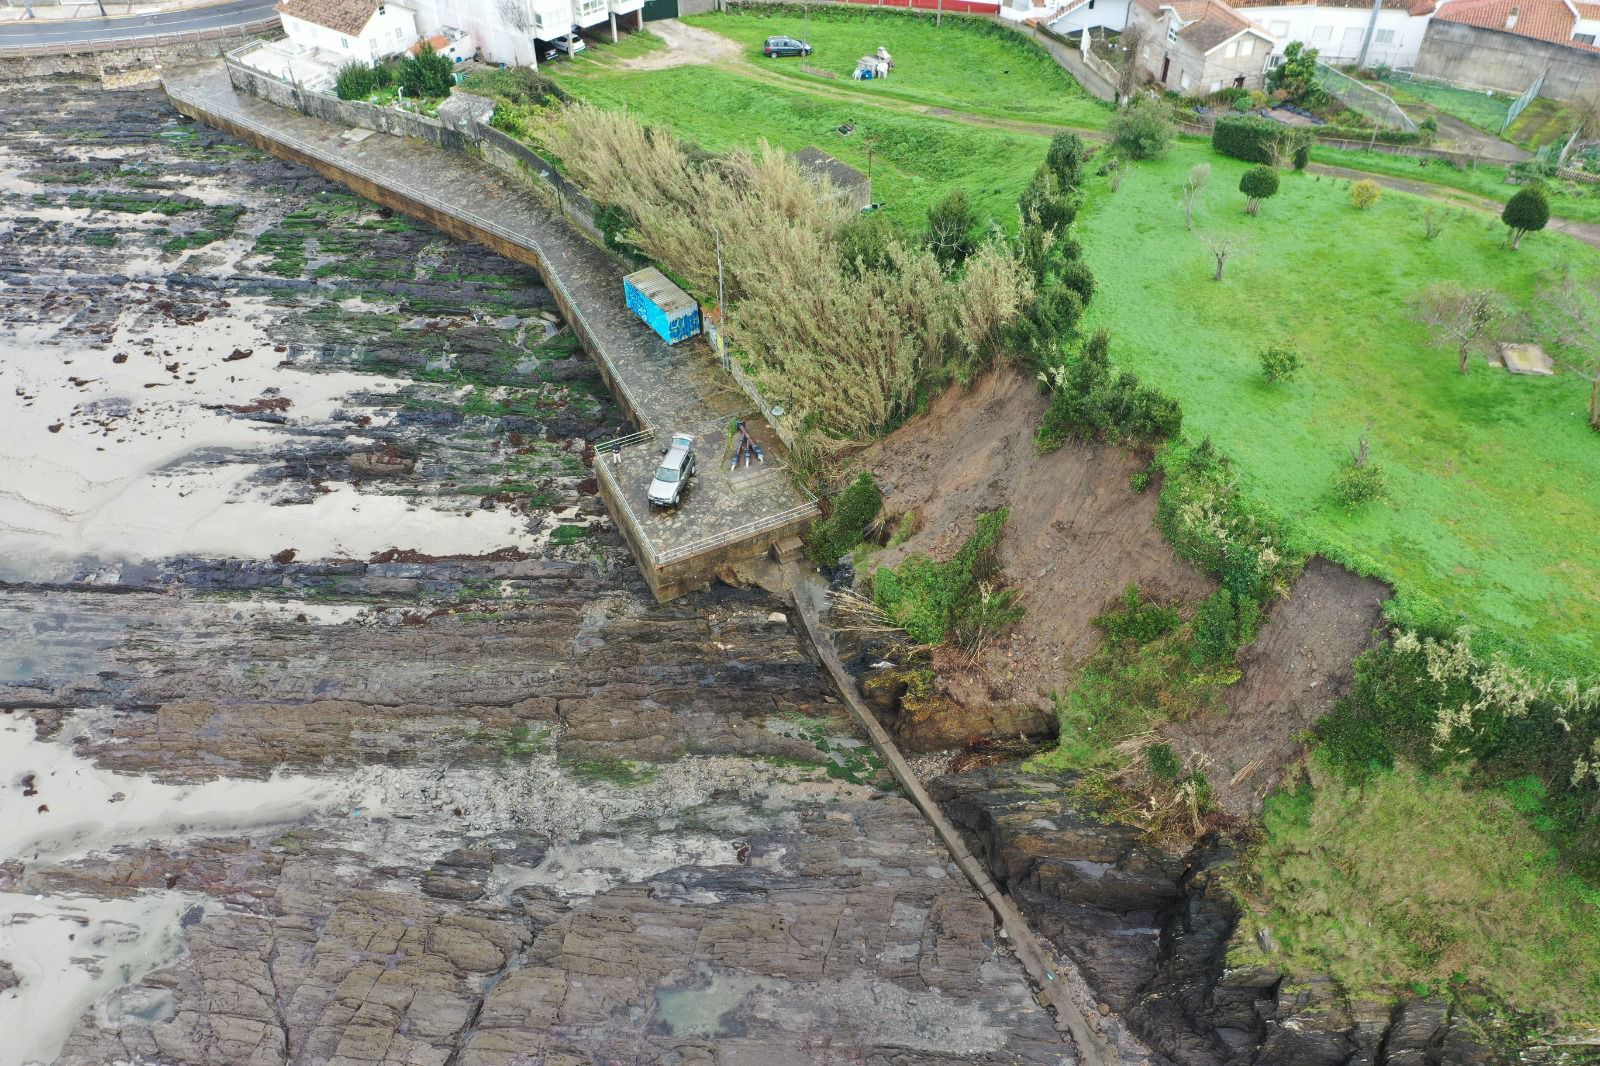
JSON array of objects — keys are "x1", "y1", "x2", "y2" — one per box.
[
  {"x1": 1211, "y1": 79, "x2": 1223, "y2": 92},
  {"x1": 1312, "y1": 25, "x2": 1333, "y2": 42},
  {"x1": 1240, "y1": 37, "x2": 1253, "y2": 55},
  {"x1": 1577, "y1": 32, "x2": 1598, "y2": 43},
  {"x1": 1180, "y1": 69, "x2": 1192, "y2": 89},
  {"x1": 1088, "y1": 0, "x2": 1095, "y2": 8},
  {"x1": 1225, "y1": 40, "x2": 1238, "y2": 57},
  {"x1": 1375, "y1": 28, "x2": 1395, "y2": 43},
  {"x1": 341, "y1": 36, "x2": 350, "y2": 48},
  {"x1": 1269, "y1": 19, "x2": 1288, "y2": 35}
]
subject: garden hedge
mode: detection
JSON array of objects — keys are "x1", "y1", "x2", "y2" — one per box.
[{"x1": 1211, "y1": 116, "x2": 1310, "y2": 164}]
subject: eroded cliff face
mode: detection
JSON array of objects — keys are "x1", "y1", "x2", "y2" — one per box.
[
  {"x1": 0, "y1": 84, "x2": 1069, "y2": 1066},
  {"x1": 931, "y1": 769, "x2": 1507, "y2": 1066}
]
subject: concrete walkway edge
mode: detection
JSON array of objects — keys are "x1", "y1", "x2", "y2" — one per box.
[{"x1": 781, "y1": 560, "x2": 1126, "y2": 1066}]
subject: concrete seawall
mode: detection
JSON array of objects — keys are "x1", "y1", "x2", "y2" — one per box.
[{"x1": 163, "y1": 62, "x2": 817, "y2": 600}]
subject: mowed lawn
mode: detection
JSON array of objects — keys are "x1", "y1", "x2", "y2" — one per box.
[
  {"x1": 543, "y1": 61, "x2": 1048, "y2": 227},
  {"x1": 1077, "y1": 144, "x2": 1600, "y2": 670},
  {"x1": 681, "y1": 9, "x2": 1110, "y2": 128}
]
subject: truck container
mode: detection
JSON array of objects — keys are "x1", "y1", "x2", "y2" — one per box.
[{"x1": 623, "y1": 267, "x2": 701, "y2": 345}]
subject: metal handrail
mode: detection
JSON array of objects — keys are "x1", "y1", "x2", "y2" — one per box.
[
  {"x1": 0, "y1": 16, "x2": 279, "y2": 57},
  {"x1": 595, "y1": 429, "x2": 654, "y2": 453},
  {"x1": 164, "y1": 78, "x2": 657, "y2": 435},
  {"x1": 655, "y1": 501, "x2": 818, "y2": 565}
]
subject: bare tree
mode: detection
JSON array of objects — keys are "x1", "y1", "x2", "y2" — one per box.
[
  {"x1": 1115, "y1": 23, "x2": 1146, "y2": 107},
  {"x1": 1422, "y1": 205, "x2": 1444, "y2": 241},
  {"x1": 1199, "y1": 231, "x2": 1246, "y2": 281},
  {"x1": 1536, "y1": 265, "x2": 1600, "y2": 431},
  {"x1": 497, "y1": 0, "x2": 538, "y2": 69},
  {"x1": 1414, "y1": 283, "x2": 1502, "y2": 374},
  {"x1": 1181, "y1": 162, "x2": 1210, "y2": 231}
]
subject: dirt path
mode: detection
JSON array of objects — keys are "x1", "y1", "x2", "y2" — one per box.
[
  {"x1": 1306, "y1": 161, "x2": 1600, "y2": 250},
  {"x1": 618, "y1": 17, "x2": 740, "y2": 69}
]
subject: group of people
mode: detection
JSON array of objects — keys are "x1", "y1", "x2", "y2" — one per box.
[{"x1": 730, "y1": 420, "x2": 765, "y2": 470}]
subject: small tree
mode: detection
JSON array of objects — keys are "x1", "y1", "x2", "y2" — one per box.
[
  {"x1": 1108, "y1": 97, "x2": 1173, "y2": 161},
  {"x1": 1259, "y1": 345, "x2": 1301, "y2": 383},
  {"x1": 1414, "y1": 283, "x2": 1502, "y2": 374},
  {"x1": 1422, "y1": 205, "x2": 1444, "y2": 240},
  {"x1": 1502, "y1": 186, "x2": 1550, "y2": 250},
  {"x1": 1535, "y1": 266, "x2": 1600, "y2": 431},
  {"x1": 1200, "y1": 232, "x2": 1247, "y2": 281},
  {"x1": 1114, "y1": 23, "x2": 1147, "y2": 105},
  {"x1": 926, "y1": 189, "x2": 979, "y2": 268},
  {"x1": 1267, "y1": 41, "x2": 1324, "y2": 106},
  {"x1": 1019, "y1": 164, "x2": 1074, "y2": 233},
  {"x1": 1332, "y1": 435, "x2": 1386, "y2": 507},
  {"x1": 1292, "y1": 142, "x2": 1310, "y2": 171},
  {"x1": 1181, "y1": 162, "x2": 1210, "y2": 231},
  {"x1": 400, "y1": 42, "x2": 455, "y2": 98},
  {"x1": 1045, "y1": 131, "x2": 1088, "y2": 191},
  {"x1": 1239, "y1": 165, "x2": 1279, "y2": 215},
  {"x1": 1351, "y1": 179, "x2": 1381, "y2": 210}
]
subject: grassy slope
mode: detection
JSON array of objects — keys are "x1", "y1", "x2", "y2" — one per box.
[
  {"x1": 1076, "y1": 143, "x2": 1600, "y2": 672},
  {"x1": 680, "y1": 8, "x2": 1110, "y2": 127},
  {"x1": 543, "y1": 54, "x2": 1048, "y2": 227},
  {"x1": 1249, "y1": 764, "x2": 1600, "y2": 1027}
]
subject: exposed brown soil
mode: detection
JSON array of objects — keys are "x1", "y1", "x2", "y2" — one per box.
[
  {"x1": 863, "y1": 367, "x2": 1213, "y2": 714},
  {"x1": 1162, "y1": 557, "x2": 1390, "y2": 818}
]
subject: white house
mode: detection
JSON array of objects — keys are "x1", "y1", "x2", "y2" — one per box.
[
  {"x1": 276, "y1": 0, "x2": 420, "y2": 61},
  {"x1": 1233, "y1": 0, "x2": 1439, "y2": 68}
]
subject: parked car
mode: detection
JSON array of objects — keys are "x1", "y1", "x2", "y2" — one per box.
[
  {"x1": 535, "y1": 30, "x2": 586, "y2": 63},
  {"x1": 647, "y1": 433, "x2": 696, "y2": 509},
  {"x1": 763, "y1": 35, "x2": 812, "y2": 58}
]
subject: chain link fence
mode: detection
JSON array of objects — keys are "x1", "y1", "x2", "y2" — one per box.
[{"x1": 1315, "y1": 62, "x2": 1416, "y2": 131}]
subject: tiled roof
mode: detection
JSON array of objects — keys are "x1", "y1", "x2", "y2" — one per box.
[
  {"x1": 1433, "y1": 0, "x2": 1600, "y2": 50},
  {"x1": 1231, "y1": 0, "x2": 1436, "y2": 14},
  {"x1": 276, "y1": 0, "x2": 380, "y2": 36},
  {"x1": 1133, "y1": 0, "x2": 1275, "y2": 48}
]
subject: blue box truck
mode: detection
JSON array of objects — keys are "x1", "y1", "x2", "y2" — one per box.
[{"x1": 623, "y1": 267, "x2": 701, "y2": 345}]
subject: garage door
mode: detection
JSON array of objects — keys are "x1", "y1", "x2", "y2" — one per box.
[{"x1": 642, "y1": 0, "x2": 678, "y2": 20}]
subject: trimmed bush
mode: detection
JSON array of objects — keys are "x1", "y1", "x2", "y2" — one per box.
[
  {"x1": 1503, "y1": 186, "x2": 1550, "y2": 250},
  {"x1": 1239, "y1": 165, "x2": 1280, "y2": 215},
  {"x1": 808, "y1": 472, "x2": 882, "y2": 567},
  {"x1": 1212, "y1": 115, "x2": 1308, "y2": 165}
]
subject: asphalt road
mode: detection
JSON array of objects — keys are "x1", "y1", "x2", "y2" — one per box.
[{"x1": 0, "y1": 0, "x2": 276, "y2": 47}]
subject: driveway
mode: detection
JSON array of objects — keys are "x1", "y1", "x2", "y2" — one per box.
[{"x1": 0, "y1": 0, "x2": 275, "y2": 49}]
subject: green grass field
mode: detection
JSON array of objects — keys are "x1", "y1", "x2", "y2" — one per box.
[
  {"x1": 1248, "y1": 764, "x2": 1600, "y2": 1028},
  {"x1": 680, "y1": 8, "x2": 1110, "y2": 127},
  {"x1": 543, "y1": 43, "x2": 1050, "y2": 226},
  {"x1": 1077, "y1": 144, "x2": 1600, "y2": 671},
  {"x1": 1383, "y1": 76, "x2": 1513, "y2": 134}
]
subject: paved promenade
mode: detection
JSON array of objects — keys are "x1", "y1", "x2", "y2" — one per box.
[{"x1": 163, "y1": 62, "x2": 816, "y2": 592}]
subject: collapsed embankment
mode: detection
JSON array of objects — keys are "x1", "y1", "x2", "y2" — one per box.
[{"x1": 842, "y1": 368, "x2": 1505, "y2": 1066}]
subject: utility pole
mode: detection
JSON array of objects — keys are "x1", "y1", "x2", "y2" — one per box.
[{"x1": 1355, "y1": 0, "x2": 1382, "y2": 71}]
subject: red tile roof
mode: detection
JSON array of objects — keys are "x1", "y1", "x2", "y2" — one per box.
[
  {"x1": 1433, "y1": 0, "x2": 1600, "y2": 51},
  {"x1": 276, "y1": 0, "x2": 381, "y2": 36},
  {"x1": 1231, "y1": 0, "x2": 1436, "y2": 14}
]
